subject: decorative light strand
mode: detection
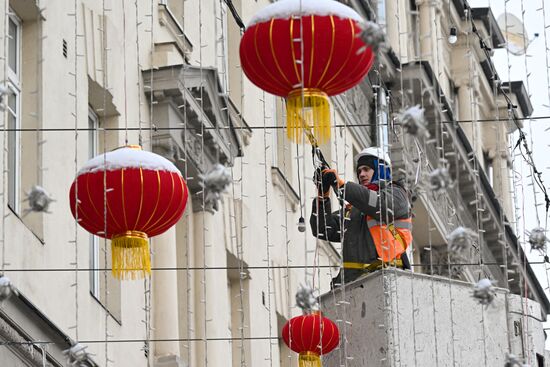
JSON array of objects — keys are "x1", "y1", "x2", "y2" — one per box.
[
  {"x1": 71, "y1": 0, "x2": 80, "y2": 344},
  {"x1": 503, "y1": 3, "x2": 530, "y2": 363},
  {"x1": 464, "y1": 4, "x2": 489, "y2": 365},
  {"x1": 395, "y1": 1, "x2": 419, "y2": 363},
  {"x1": 100, "y1": 0, "x2": 111, "y2": 365},
  {"x1": 1, "y1": 0, "x2": 10, "y2": 278},
  {"x1": 198, "y1": 0, "x2": 209, "y2": 364},
  {"x1": 262, "y1": 88, "x2": 275, "y2": 366}
]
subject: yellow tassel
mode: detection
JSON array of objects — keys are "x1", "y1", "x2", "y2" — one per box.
[
  {"x1": 299, "y1": 352, "x2": 321, "y2": 367},
  {"x1": 286, "y1": 89, "x2": 331, "y2": 145},
  {"x1": 111, "y1": 231, "x2": 151, "y2": 280}
]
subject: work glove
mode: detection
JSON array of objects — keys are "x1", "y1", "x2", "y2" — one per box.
[{"x1": 315, "y1": 167, "x2": 344, "y2": 197}]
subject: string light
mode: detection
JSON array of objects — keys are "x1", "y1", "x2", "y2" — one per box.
[{"x1": 448, "y1": 26, "x2": 458, "y2": 44}]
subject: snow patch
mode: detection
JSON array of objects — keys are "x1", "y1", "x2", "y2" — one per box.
[
  {"x1": 248, "y1": 0, "x2": 363, "y2": 27},
  {"x1": 79, "y1": 147, "x2": 180, "y2": 175}
]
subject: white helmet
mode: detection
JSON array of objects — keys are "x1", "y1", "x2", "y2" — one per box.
[{"x1": 354, "y1": 147, "x2": 391, "y2": 167}]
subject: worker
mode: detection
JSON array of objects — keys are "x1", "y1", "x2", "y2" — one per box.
[{"x1": 310, "y1": 147, "x2": 413, "y2": 287}]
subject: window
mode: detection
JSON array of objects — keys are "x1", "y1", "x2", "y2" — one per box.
[
  {"x1": 8, "y1": 14, "x2": 20, "y2": 80},
  {"x1": 377, "y1": 88, "x2": 390, "y2": 155},
  {"x1": 7, "y1": 87, "x2": 20, "y2": 213},
  {"x1": 227, "y1": 251, "x2": 251, "y2": 366},
  {"x1": 277, "y1": 312, "x2": 296, "y2": 367},
  {"x1": 88, "y1": 107, "x2": 100, "y2": 298},
  {"x1": 88, "y1": 107, "x2": 121, "y2": 320},
  {"x1": 536, "y1": 353, "x2": 544, "y2": 367},
  {"x1": 7, "y1": 11, "x2": 21, "y2": 213},
  {"x1": 163, "y1": 0, "x2": 184, "y2": 26},
  {"x1": 449, "y1": 79, "x2": 459, "y2": 118},
  {"x1": 409, "y1": 0, "x2": 420, "y2": 60},
  {"x1": 88, "y1": 108, "x2": 98, "y2": 158},
  {"x1": 6, "y1": 3, "x2": 44, "y2": 225},
  {"x1": 377, "y1": 0, "x2": 386, "y2": 28},
  {"x1": 483, "y1": 151, "x2": 494, "y2": 187},
  {"x1": 226, "y1": 0, "x2": 243, "y2": 103},
  {"x1": 273, "y1": 97, "x2": 294, "y2": 182}
]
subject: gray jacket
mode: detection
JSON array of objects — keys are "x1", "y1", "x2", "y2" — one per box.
[{"x1": 310, "y1": 181, "x2": 411, "y2": 285}]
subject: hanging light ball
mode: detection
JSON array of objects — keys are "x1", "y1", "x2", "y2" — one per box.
[
  {"x1": 0, "y1": 276, "x2": 16, "y2": 302},
  {"x1": 428, "y1": 167, "x2": 452, "y2": 193},
  {"x1": 295, "y1": 284, "x2": 318, "y2": 313},
  {"x1": 528, "y1": 227, "x2": 547, "y2": 253},
  {"x1": 282, "y1": 311, "x2": 340, "y2": 367},
  {"x1": 446, "y1": 227, "x2": 476, "y2": 277},
  {"x1": 63, "y1": 343, "x2": 93, "y2": 366},
  {"x1": 448, "y1": 26, "x2": 458, "y2": 44},
  {"x1": 69, "y1": 146, "x2": 189, "y2": 280},
  {"x1": 297, "y1": 217, "x2": 306, "y2": 232},
  {"x1": 199, "y1": 163, "x2": 232, "y2": 211},
  {"x1": 398, "y1": 105, "x2": 429, "y2": 137},
  {"x1": 473, "y1": 278, "x2": 497, "y2": 306},
  {"x1": 24, "y1": 185, "x2": 54, "y2": 214},
  {"x1": 504, "y1": 353, "x2": 525, "y2": 367},
  {"x1": 447, "y1": 226, "x2": 477, "y2": 254},
  {"x1": 0, "y1": 84, "x2": 8, "y2": 112},
  {"x1": 447, "y1": 227, "x2": 477, "y2": 262},
  {"x1": 356, "y1": 20, "x2": 386, "y2": 54},
  {"x1": 448, "y1": 263, "x2": 466, "y2": 278},
  {"x1": 240, "y1": 0, "x2": 375, "y2": 144}
]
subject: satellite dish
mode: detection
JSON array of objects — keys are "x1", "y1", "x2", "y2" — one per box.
[{"x1": 497, "y1": 13, "x2": 537, "y2": 56}]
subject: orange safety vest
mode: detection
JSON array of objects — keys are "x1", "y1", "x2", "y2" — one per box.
[{"x1": 366, "y1": 216, "x2": 413, "y2": 262}]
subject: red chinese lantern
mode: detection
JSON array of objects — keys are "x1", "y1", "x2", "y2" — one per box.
[
  {"x1": 69, "y1": 146, "x2": 188, "y2": 280},
  {"x1": 282, "y1": 312, "x2": 340, "y2": 367},
  {"x1": 240, "y1": 0, "x2": 374, "y2": 144}
]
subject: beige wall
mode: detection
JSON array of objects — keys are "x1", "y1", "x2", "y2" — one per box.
[{"x1": 0, "y1": 0, "x2": 528, "y2": 366}]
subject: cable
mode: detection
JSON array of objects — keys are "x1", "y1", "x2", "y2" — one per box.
[
  {"x1": 4, "y1": 114, "x2": 550, "y2": 132},
  {"x1": 3, "y1": 259, "x2": 550, "y2": 273},
  {"x1": 463, "y1": 2, "x2": 550, "y2": 220},
  {"x1": 222, "y1": 0, "x2": 245, "y2": 31},
  {"x1": 0, "y1": 336, "x2": 281, "y2": 346}
]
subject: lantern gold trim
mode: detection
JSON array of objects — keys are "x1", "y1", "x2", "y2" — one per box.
[
  {"x1": 299, "y1": 351, "x2": 321, "y2": 367},
  {"x1": 286, "y1": 89, "x2": 331, "y2": 144},
  {"x1": 111, "y1": 230, "x2": 150, "y2": 280}
]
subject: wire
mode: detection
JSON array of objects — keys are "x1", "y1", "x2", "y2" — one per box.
[
  {"x1": 222, "y1": 0, "x2": 245, "y2": 31},
  {"x1": 0, "y1": 336, "x2": 281, "y2": 346},
  {"x1": 463, "y1": 3, "x2": 550, "y2": 220},
  {"x1": 5, "y1": 114, "x2": 550, "y2": 132},
  {"x1": 4, "y1": 259, "x2": 548, "y2": 273}
]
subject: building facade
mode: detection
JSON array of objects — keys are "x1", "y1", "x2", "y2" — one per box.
[{"x1": 0, "y1": 0, "x2": 547, "y2": 366}]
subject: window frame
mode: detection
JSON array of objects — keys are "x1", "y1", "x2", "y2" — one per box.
[
  {"x1": 7, "y1": 10, "x2": 21, "y2": 83},
  {"x1": 7, "y1": 10, "x2": 21, "y2": 214},
  {"x1": 377, "y1": 88, "x2": 390, "y2": 154},
  {"x1": 86, "y1": 107, "x2": 121, "y2": 322},
  {"x1": 88, "y1": 107, "x2": 100, "y2": 298},
  {"x1": 377, "y1": 0, "x2": 386, "y2": 28},
  {"x1": 7, "y1": 84, "x2": 20, "y2": 214},
  {"x1": 88, "y1": 106, "x2": 99, "y2": 159},
  {"x1": 273, "y1": 96, "x2": 293, "y2": 182}
]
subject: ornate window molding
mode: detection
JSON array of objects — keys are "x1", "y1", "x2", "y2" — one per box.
[
  {"x1": 143, "y1": 65, "x2": 251, "y2": 211},
  {"x1": 0, "y1": 289, "x2": 97, "y2": 366}
]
